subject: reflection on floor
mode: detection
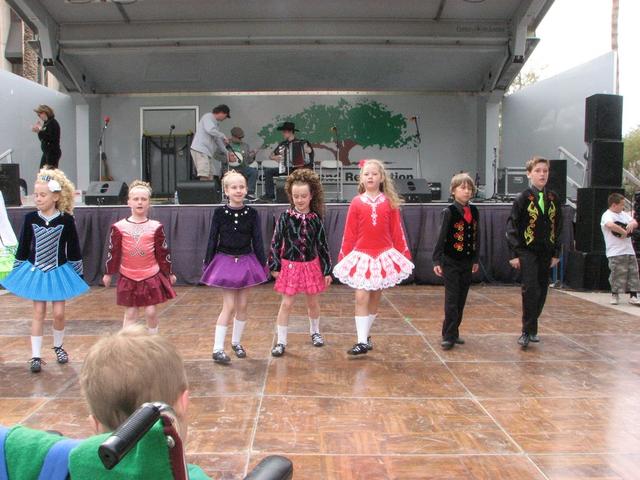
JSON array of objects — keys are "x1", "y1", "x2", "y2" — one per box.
[{"x1": 1, "y1": 284, "x2": 640, "y2": 479}]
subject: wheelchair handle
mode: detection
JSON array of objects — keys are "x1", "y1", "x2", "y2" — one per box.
[{"x1": 98, "y1": 402, "x2": 174, "y2": 470}]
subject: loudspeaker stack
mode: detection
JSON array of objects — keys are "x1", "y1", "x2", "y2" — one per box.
[{"x1": 567, "y1": 94, "x2": 625, "y2": 289}]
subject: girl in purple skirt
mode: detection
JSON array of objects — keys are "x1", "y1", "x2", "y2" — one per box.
[
  {"x1": 201, "y1": 170, "x2": 269, "y2": 364},
  {"x1": 268, "y1": 169, "x2": 332, "y2": 357}
]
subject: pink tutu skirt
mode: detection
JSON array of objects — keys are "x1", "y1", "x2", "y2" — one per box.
[{"x1": 274, "y1": 257, "x2": 327, "y2": 296}]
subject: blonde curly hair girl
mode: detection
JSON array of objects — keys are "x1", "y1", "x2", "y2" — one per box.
[
  {"x1": 357, "y1": 159, "x2": 404, "y2": 209},
  {"x1": 36, "y1": 168, "x2": 76, "y2": 214}
]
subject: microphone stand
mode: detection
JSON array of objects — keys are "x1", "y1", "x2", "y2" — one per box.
[
  {"x1": 412, "y1": 117, "x2": 423, "y2": 178},
  {"x1": 332, "y1": 126, "x2": 343, "y2": 201},
  {"x1": 97, "y1": 121, "x2": 108, "y2": 181},
  {"x1": 491, "y1": 146, "x2": 499, "y2": 200}
]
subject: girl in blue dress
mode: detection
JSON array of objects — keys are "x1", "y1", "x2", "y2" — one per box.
[{"x1": 1, "y1": 168, "x2": 88, "y2": 372}]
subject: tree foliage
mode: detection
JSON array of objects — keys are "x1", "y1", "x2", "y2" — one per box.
[{"x1": 258, "y1": 99, "x2": 416, "y2": 165}]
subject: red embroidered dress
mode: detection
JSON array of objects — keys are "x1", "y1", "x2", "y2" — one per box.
[
  {"x1": 105, "y1": 218, "x2": 176, "y2": 307},
  {"x1": 333, "y1": 193, "x2": 414, "y2": 290}
]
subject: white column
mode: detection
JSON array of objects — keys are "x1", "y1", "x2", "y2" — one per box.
[{"x1": 74, "y1": 101, "x2": 90, "y2": 191}]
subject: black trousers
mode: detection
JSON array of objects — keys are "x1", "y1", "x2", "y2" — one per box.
[
  {"x1": 519, "y1": 249, "x2": 552, "y2": 335},
  {"x1": 442, "y1": 256, "x2": 473, "y2": 341},
  {"x1": 40, "y1": 148, "x2": 61, "y2": 169}
]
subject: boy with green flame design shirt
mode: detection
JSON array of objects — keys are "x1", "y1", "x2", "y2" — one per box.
[{"x1": 506, "y1": 156, "x2": 563, "y2": 348}]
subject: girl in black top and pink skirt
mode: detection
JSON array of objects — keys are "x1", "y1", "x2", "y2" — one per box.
[{"x1": 268, "y1": 169, "x2": 332, "y2": 357}]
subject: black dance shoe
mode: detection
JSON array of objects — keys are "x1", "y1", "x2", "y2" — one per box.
[
  {"x1": 347, "y1": 343, "x2": 369, "y2": 355},
  {"x1": 212, "y1": 350, "x2": 231, "y2": 364}
]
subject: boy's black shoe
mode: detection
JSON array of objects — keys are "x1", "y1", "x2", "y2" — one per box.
[
  {"x1": 311, "y1": 333, "x2": 325, "y2": 347},
  {"x1": 271, "y1": 343, "x2": 286, "y2": 357},
  {"x1": 529, "y1": 334, "x2": 540, "y2": 343},
  {"x1": 454, "y1": 338, "x2": 465, "y2": 345},
  {"x1": 53, "y1": 346, "x2": 69, "y2": 364},
  {"x1": 212, "y1": 350, "x2": 231, "y2": 364},
  {"x1": 231, "y1": 344, "x2": 246, "y2": 358},
  {"x1": 518, "y1": 333, "x2": 530, "y2": 348},
  {"x1": 366, "y1": 336, "x2": 373, "y2": 351},
  {"x1": 347, "y1": 343, "x2": 369, "y2": 355},
  {"x1": 29, "y1": 357, "x2": 44, "y2": 373},
  {"x1": 441, "y1": 340, "x2": 454, "y2": 350}
]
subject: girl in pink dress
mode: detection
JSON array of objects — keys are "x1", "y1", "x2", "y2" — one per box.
[
  {"x1": 103, "y1": 181, "x2": 176, "y2": 332},
  {"x1": 333, "y1": 159, "x2": 414, "y2": 355},
  {"x1": 268, "y1": 169, "x2": 332, "y2": 357}
]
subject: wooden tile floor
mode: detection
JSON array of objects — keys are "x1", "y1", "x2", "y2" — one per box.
[{"x1": 1, "y1": 284, "x2": 640, "y2": 479}]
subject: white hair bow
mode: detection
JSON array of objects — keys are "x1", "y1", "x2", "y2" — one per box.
[{"x1": 47, "y1": 179, "x2": 62, "y2": 192}]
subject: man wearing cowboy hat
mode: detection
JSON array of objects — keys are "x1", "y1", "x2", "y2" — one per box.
[{"x1": 259, "y1": 121, "x2": 314, "y2": 202}]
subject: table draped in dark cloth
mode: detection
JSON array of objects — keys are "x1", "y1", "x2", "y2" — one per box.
[{"x1": 6, "y1": 204, "x2": 574, "y2": 286}]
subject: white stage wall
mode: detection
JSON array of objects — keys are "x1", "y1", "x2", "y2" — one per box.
[
  {"x1": 502, "y1": 52, "x2": 616, "y2": 189},
  {"x1": 0, "y1": 69, "x2": 77, "y2": 183},
  {"x1": 96, "y1": 93, "x2": 484, "y2": 197}
]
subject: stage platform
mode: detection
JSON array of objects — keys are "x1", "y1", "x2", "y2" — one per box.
[
  {"x1": 1, "y1": 283, "x2": 639, "y2": 479},
  {"x1": 6, "y1": 203, "x2": 574, "y2": 286}
]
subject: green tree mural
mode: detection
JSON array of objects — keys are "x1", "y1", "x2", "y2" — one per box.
[{"x1": 258, "y1": 99, "x2": 417, "y2": 165}]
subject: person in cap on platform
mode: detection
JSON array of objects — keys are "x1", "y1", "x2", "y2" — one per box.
[
  {"x1": 190, "y1": 104, "x2": 230, "y2": 181},
  {"x1": 226, "y1": 126, "x2": 258, "y2": 201}
]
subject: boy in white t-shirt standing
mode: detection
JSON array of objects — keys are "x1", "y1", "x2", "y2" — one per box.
[{"x1": 601, "y1": 192, "x2": 640, "y2": 305}]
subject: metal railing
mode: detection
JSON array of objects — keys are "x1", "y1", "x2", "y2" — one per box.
[
  {"x1": 0, "y1": 149, "x2": 12, "y2": 163},
  {"x1": 557, "y1": 146, "x2": 586, "y2": 209}
]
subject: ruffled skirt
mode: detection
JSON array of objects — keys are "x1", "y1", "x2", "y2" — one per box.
[
  {"x1": 1, "y1": 261, "x2": 89, "y2": 301},
  {"x1": 116, "y1": 271, "x2": 176, "y2": 307},
  {"x1": 274, "y1": 257, "x2": 327, "y2": 296},
  {"x1": 201, "y1": 253, "x2": 269, "y2": 289},
  {"x1": 333, "y1": 248, "x2": 414, "y2": 290}
]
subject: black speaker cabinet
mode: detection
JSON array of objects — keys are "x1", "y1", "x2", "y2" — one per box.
[
  {"x1": 426, "y1": 182, "x2": 442, "y2": 201},
  {"x1": 85, "y1": 181, "x2": 128, "y2": 205},
  {"x1": 585, "y1": 94, "x2": 623, "y2": 142},
  {"x1": 575, "y1": 187, "x2": 624, "y2": 252},
  {"x1": 547, "y1": 159, "x2": 567, "y2": 204},
  {"x1": 0, "y1": 164, "x2": 21, "y2": 206},
  {"x1": 176, "y1": 180, "x2": 221, "y2": 204},
  {"x1": 273, "y1": 176, "x2": 288, "y2": 203},
  {"x1": 566, "y1": 250, "x2": 611, "y2": 290},
  {"x1": 588, "y1": 140, "x2": 623, "y2": 188},
  {"x1": 396, "y1": 178, "x2": 431, "y2": 203}
]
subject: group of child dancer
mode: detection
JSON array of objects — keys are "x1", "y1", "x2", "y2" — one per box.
[{"x1": 1, "y1": 156, "x2": 565, "y2": 371}]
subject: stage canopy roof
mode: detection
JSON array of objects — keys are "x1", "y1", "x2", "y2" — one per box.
[{"x1": 8, "y1": 0, "x2": 554, "y2": 95}]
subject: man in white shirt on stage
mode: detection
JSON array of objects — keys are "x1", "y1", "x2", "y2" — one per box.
[{"x1": 190, "y1": 104, "x2": 230, "y2": 181}]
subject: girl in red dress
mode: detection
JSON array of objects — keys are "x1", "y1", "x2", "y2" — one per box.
[
  {"x1": 333, "y1": 159, "x2": 414, "y2": 355},
  {"x1": 103, "y1": 181, "x2": 176, "y2": 333}
]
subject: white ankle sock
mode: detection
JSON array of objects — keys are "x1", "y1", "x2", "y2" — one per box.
[
  {"x1": 148, "y1": 327, "x2": 159, "y2": 335},
  {"x1": 231, "y1": 319, "x2": 246, "y2": 345},
  {"x1": 367, "y1": 314, "x2": 377, "y2": 337},
  {"x1": 52, "y1": 329, "x2": 65, "y2": 348},
  {"x1": 277, "y1": 325, "x2": 288, "y2": 346},
  {"x1": 309, "y1": 318, "x2": 320, "y2": 335},
  {"x1": 213, "y1": 325, "x2": 227, "y2": 352},
  {"x1": 31, "y1": 336, "x2": 43, "y2": 358},
  {"x1": 355, "y1": 316, "x2": 369, "y2": 344}
]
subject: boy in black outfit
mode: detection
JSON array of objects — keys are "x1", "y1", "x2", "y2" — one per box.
[
  {"x1": 433, "y1": 173, "x2": 480, "y2": 350},
  {"x1": 506, "y1": 156, "x2": 563, "y2": 348}
]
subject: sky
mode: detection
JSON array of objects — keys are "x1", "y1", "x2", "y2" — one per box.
[{"x1": 522, "y1": 0, "x2": 639, "y2": 134}]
